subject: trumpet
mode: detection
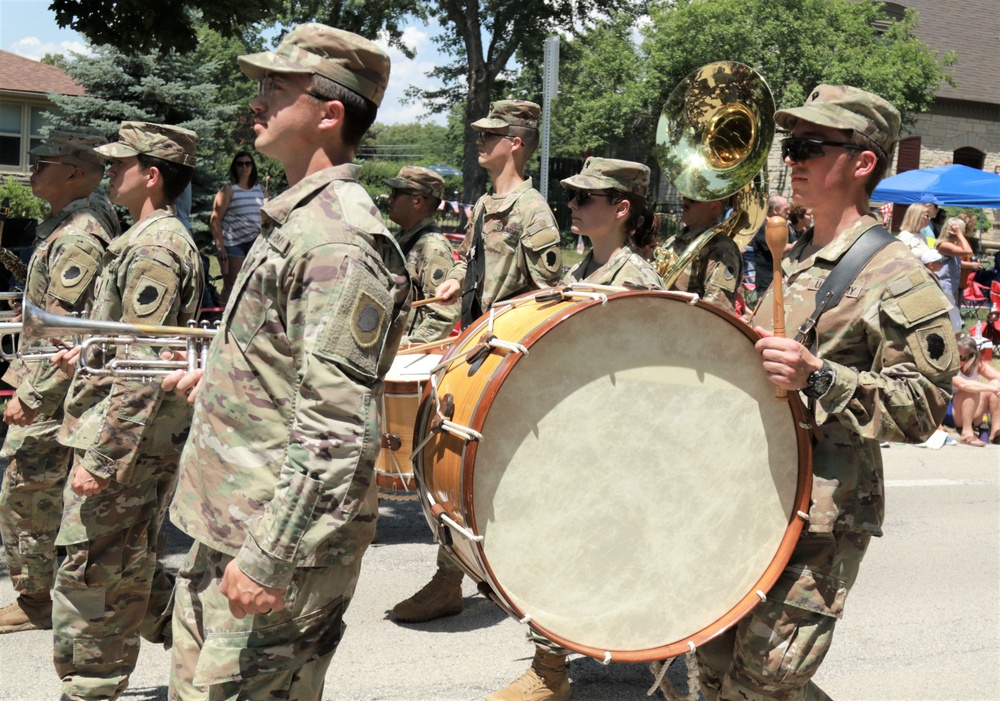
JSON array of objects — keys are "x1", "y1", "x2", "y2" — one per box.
[{"x1": 22, "y1": 301, "x2": 218, "y2": 379}]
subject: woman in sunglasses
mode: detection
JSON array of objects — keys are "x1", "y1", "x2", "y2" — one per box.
[
  {"x1": 210, "y1": 151, "x2": 266, "y2": 305},
  {"x1": 951, "y1": 335, "x2": 1000, "y2": 446},
  {"x1": 895, "y1": 203, "x2": 933, "y2": 258},
  {"x1": 560, "y1": 157, "x2": 664, "y2": 290}
]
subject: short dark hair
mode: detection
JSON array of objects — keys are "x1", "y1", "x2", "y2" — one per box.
[
  {"x1": 137, "y1": 153, "x2": 193, "y2": 203},
  {"x1": 228, "y1": 150, "x2": 258, "y2": 187},
  {"x1": 848, "y1": 129, "x2": 890, "y2": 197},
  {"x1": 310, "y1": 74, "x2": 378, "y2": 148},
  {"x1": 509, "y1": 125, "x2": 539, "y2": 157}
]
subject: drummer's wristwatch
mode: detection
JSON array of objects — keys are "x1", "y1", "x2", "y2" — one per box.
[{"x1": 803, "y1": 362, "x2": 835, "y2": 400}]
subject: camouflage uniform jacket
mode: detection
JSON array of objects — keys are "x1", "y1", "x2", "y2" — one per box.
[
  {"x1": 59, "y1": 208, "x2": 203, "y2": 484},
  {"x1": 398, "y1": 215, "x2": 458, "y2": 343},
  {"x1": 3, "y1": 195, "x2": 118, "y2": 421},
  {"x1": 447, "y1": 178, "x2": 562, "y2": 307},
  {"x1": 753, "y1": 216, "x2": 957, "y2": 537},
  {"x1": 170, "y1": 164, "x2": 411, "y2": 590},
  {"x1": 661, "y1": 223, "x2": 742, "y2": 313},
  {"x1": 564, "y1": 246, "x2": 665, "y2": 289}
]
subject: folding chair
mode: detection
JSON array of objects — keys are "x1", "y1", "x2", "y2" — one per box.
[{"x1": 960, "y1": 272, "x2": 991, "y2": 322}]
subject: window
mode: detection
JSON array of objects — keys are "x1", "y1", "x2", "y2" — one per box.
[{"x1": 0, "y1": 101, "x2": 55, "y2": 170}]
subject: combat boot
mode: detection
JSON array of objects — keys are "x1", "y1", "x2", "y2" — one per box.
[
  {"x1": 391, "y1": 567, "x2": 464, "y2": 622},
  {"x1": 0, "y1": 590, "x2": 52, "y2": 633},
  {"x1": 486, "y1": 649, "x2": 571, "y2": 701}
]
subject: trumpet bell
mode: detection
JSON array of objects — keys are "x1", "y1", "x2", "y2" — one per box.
[{"x1": 654, "y1": 61, "x2": 775, "y2": 201}]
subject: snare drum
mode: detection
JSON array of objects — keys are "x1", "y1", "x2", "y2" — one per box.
[
  {"x1": 375, "y1": 352, "x2": 442, "y2": 498},
  {"x1": 414, "y1": 287, "x2": 811, "y2": 662}
]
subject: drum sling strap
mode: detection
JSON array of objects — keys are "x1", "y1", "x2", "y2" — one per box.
[
  {"x1": 460, "y1": 208, "x2": 487, "y2": 330},
  {"x1": 793, "y1": 224, "x2": 895, "y2": 346}
]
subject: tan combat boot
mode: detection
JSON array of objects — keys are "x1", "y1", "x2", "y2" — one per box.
[
  {"x1": 0, "y1": 590, "x2": 53, "y2": 633},
  {"x1": 486, "y1": 649, "x2": 571, "y2": 701},
  {"x1": 391, "y1": 567, "x2": 464, "y2": 622}
]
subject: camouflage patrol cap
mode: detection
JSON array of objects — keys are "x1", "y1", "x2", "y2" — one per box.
[
  {"x1": 30, "y1": 127, "x2": 108, "y2": 166},
  {"x1": 774, "y1": 85, "x2": 900, "y2": 156},
  {"x1": 384, "y1": 166, "x2": 445, "y2": 199},
  {"x1": 95, "y1": 122, "x2": 197, "y2": 167},
  {"x1": 238, "y1": 23, "x2": 390, "y2": 107},
  {"x1": 471, "y1": 100, "x2": 540, "y2": 133},
  {"x1": 560, "y1": 157, "x2": 650, "y2": 198}
]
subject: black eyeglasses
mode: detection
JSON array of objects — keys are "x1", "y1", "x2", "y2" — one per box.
[
  {"x1": 565, "y1": 189, "x2": 612, "y2": 207},
  {"x1": 780, "y1": 137, "x2": 861, "y2": 163},
  {"x1": 236, "y1": 160, "x2": 253, "y2": 167}
]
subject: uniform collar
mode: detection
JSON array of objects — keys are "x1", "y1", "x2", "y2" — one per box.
[
  {"x1": 260, "y1": 164, "x2": 360, "y2": 230},
  {"x1": 784, "y1": 214, "x2": 881, "y2": 276},
  {"x1": 396, "y1": 215, "x2": 438, "y2": 248},
  {"x1": 35, "y1": 197, "x2": 92, "y2": 240},
  {"x1": 482, "y1": 177, "x2": 533, "y2": 215}
]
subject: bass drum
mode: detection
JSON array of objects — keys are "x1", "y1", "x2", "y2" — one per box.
[{"x1": 414, "y1": 287, "x2": 812, "y2": 662}]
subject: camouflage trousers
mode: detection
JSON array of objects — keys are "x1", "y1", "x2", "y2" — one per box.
[
  {"x1": 0, "y1": 420, "x2": 73, "y2": 594},
  {"x1": 52, "y1": 452, "x2": 180, "y2": 701},
  {"x1": 168, "y1": 540, "x2": 367, "y2": 701},
  {"x1": 696, "y1": 530, "x2": 872, "y2": 701}
]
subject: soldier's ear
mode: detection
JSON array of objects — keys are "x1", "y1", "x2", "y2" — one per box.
[{"x1": 318, "y1": 99, "x2": 346, "y2": 133}]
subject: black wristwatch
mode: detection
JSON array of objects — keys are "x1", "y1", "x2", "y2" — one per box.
[{"x1": 803, "y1": 362, "x2": 835, "y2": 400}]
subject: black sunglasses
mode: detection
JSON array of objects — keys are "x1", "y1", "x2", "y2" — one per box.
[
  {"x1": 780, "y1": 137, "x2": 861, "y2": 163},
  {"x1": 565, "y1": 189, "x2": 612, "y2": 207},
  {"x1": 235, "y1": 160, "x2": 253, "y2": 167}
]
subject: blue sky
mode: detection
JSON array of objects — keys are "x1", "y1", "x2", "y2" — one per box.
[{"x1": 0, "y1": 0, "x2": 449, "y2": 124}]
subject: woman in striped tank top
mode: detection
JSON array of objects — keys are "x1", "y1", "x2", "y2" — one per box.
[{"x1": 210, "y1": 151, "x2": 266, "y2": 305}]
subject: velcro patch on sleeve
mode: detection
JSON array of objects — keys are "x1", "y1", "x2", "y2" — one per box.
[
  {"x1": 49, "y1": 249, "x2": 101, "y2": 305},
  {"x1": 317, "y1": 260, "x2": 391, "y2": 379},
  {"x1": 123, "y1": 261, "x2": 178, "y2": 325},
  {"x1": 422, "y1": 253, "x2": 453, "y2": 292}
]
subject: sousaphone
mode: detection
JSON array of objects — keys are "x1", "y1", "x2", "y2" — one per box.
[{"x1": 652, "y1": 61, "x2": 775, "y2": 286}]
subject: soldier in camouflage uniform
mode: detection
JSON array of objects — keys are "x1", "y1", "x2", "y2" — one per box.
[
  {"x1": 392, "y1": 99, "x2": 562, "y2": 625},
  {"x1": 383, "y1": 166, "x2": 458, "y2": 343},
  {"x1": 0, "y1": 128, "x2": 119, "y2": 635},
  {"x1": 561, "y1": 157, "x2": 664, "y2": 290},
  {"x1": 51, "y1": 122, "x2": 203, "y2": 701},
  {"x1": 699, "y1": 86, "x2": 957, "y2": 700},
  {"x1": 160, "y1": 25, "x2": 410, "y2": 701},
  {"x1": 488, "y1": 158, "x2": 664, "y2": 701},
  {"x1": 659, "y1": 196, "x2": 743, "y2": 313}
]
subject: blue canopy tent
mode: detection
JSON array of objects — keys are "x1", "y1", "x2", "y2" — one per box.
[{"x1": 872, "y1": 164, "x2": 1000, "y2": 208}]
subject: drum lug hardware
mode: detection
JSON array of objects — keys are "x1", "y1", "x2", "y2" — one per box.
[
  {"x1": 534, "y1": 286, "x2": 568, "y2": 304},
  {"x1": 429, "y1": 394, "x2": 455, "y2": 432},
  {"x1": 381, "y1": 433, "x2": 402, "y2": 451},
  {"x1": 465, "y1": 332, "x2": 497, "y2": 373}
]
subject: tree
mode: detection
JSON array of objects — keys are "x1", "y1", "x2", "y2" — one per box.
[
  {"x1": 534, "y1": 0, "x2": 953, "y2": 198},
  {"x1": 44, "y1": 42, "x2": 237, "y2": 241},
  {"x1": 51, "y1": 0, "x2": 644, "y2": 202}
]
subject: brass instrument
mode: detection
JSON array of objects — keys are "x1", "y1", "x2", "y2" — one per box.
[
  {"x1": 22, "y1": 301, "x2": 217, "y2": 379},
  {"x1": 652, "y1": 61, "x2": 774, "y2": 287},
  {"x1": 0, "y1": 198, "x2": 28, "y2": 286}
]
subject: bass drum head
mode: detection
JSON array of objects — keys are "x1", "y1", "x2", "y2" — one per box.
[{"x1": 470, "y1": 293, "x2": 806, "y2": 656}]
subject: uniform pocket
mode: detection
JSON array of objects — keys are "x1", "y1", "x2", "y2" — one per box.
[{"x1": 193, "y1": 596, "x2": 347, "y2": 686}]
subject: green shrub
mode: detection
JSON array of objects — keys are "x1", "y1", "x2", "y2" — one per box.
[{"x1": 0, "y1": 178, "x2": 46, "y2": 221}]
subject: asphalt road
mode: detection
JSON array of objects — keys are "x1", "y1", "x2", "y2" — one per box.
[{"x1": 0, "y1": 443, "x2": 997, "y2": 700}]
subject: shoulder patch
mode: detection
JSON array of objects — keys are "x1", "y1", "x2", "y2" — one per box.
[
  {"x1": 123, "y1": 259, "x2": 179, "y2": 325},
  {"x1": 316, "y1": 258, "x2": 392, "y2": 380}
]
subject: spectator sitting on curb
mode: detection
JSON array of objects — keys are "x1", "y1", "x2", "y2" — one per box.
[{"x1": 951, "y1": 335, "x2": 1000, "y2": 446}]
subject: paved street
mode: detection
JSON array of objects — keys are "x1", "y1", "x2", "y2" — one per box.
[{"x1": 0, "y1": 443, "x2": 997, "y2": 700}]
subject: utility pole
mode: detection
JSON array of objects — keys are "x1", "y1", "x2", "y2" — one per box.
[{"x1": 539, "y1": 35, "x2": 559, "y2": 199}]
